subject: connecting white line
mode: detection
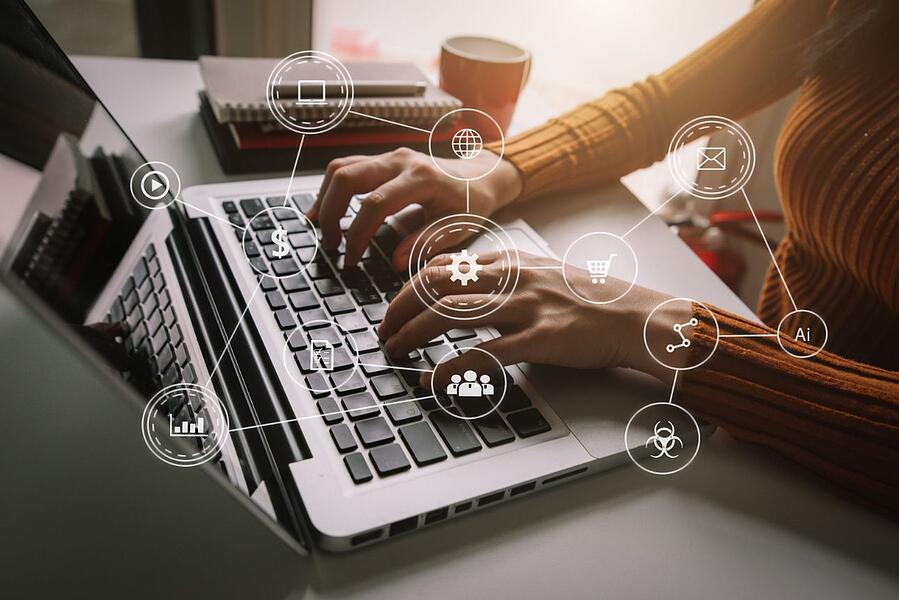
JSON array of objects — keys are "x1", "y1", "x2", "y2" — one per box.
[
  {"x1": 668, "y1": 370, "x2": 679, "y2": 404},
  {"x1": 349, "y1": 109, "x2": 432, "y2": 134},
  {"x1": 720, "y1": 333, "x2": 777, "y2": 338},
  {"x1": 204, "y1": 280, "x2": 263, "y2": 388},
  {"x1": 465, "y1": 180, "x2": 470, "y2": 214},
  {"x1": 282, "y1": 134, "x2": 306, "y2": 207},
  {"x1": 357, "y1": 363, "x2": 433, "y2": 373},
  {"x1": 174, "y1": 197, "x2": 246, "y2": 231},
  {"x1": 228, "y1": 393, "x2": 437, "y2": 433},
  {"x1": 741, "y1": 189, "x2": 797, "y2": 311},
  {"x1": 621, "y1": 190, "x2": 680, "y2": 239},
  {"x1": 519, "y1": 265, "x2": 564, "y2": 270}
]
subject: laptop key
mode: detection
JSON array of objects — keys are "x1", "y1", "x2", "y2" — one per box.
[
  {"x1": 399, "y1": 421, "x2": 446, "y2": 466},
  {"x1": 324, "y1": 294, "x2": 355, "y2": 315},
  {"x1": 306, "y1": 260, "x2": 333, "y2": 280},
  {"x1": 272, "y1": 258, "x2": 299, "y2": 276},
  {"x1": 333, "y1": 372, "x2": 367, "y2": 396},
  {"x1": 384, "y1": 397, "x2": 423, "y2": 425},
  {"x1": 265, "y1": 291, "x2": 287, "y2": 310},
  {"x1": 286, "y1": 329, "x2": 307, "y2": 351},
  {"x1": 222, "y1": 200, "x2": 237, "y2": 213},
  {"x1": 369, "y1": 444, "x2": 411, "y2": 477},
  {"x1": 239, "y1": 197, "x2": 265, "y2": 217},
  {"x1": 360, "y1": 351, "x2": 391, "y2": 376},
  {"x1": 506, "y1": 408, "x2": 551, "y2": 438},
  {"x1": 371, "y1": 373, "x2": 405, "y2": 400},
  {"x1": 287, "y1": 290, "x2": 318, "y2": 311},
  {"x1": 133, "y1": 258, "x2": 149, "y2": 287},
  {"x1": 499, "y1": 386, "x2": 531, "y2": 412},
  {"x1": 274, "y1": 309, "x2": 296, "y2": 331},
  {"x1": 299, "y1": 308, "x2": 329, "y2": 328},
  {"x1": 336, "y1": 311, "x2": 368, "y2": 333},
  {"x1": 289, "y1": 231, "x2": 316, "y2": 248},
  {"x1": 355, "y1": 417, "x2": 394, "y2": 447},
  {"x1": 344, "y1": 453, "x2": 372, "y2": 484},
  {"x1": 349, "y1": 329, "x2": 380, "y2": 354},
  {"x1": 362, "y1": 303, "x2": 387, "y2": 324},
  {"x1": 249, "y1": 257, "x2": 268, "y2": 273},
  {"x1": 430, "y1": 411, "x2": 482, "y2": 456},
  {"x1": 473, "y1": 413, "x2": 516, "y2": 447},
  {"x1": 317, "y1": 397, "x2": 343, "y2": 424},
  {"x1": 423, "y1": 344, "x2": 454, "y2": 367},
  {"x1": 123, "y1": 289, "x2": 139, "y2": 315},
  {"x1": 281, "y1": 274, "x2": 310, "y2": 293},
  {"x1": 342, "y1": 392, "x2": 380, "y2": 420},
  {"x1": 330, "y1": 424, "x2": 357, "y2": 453},
  {"x1": 304, "y1": 373, "x2": 330, "y2": 398}
]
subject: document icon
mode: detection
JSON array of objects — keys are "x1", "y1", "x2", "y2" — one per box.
[
  {"x1": 310, "y1": 340, "x2": 334, "y2": 371},
  {"x1": 697, "y1": 146, "x2": 726, "y2": 171}
]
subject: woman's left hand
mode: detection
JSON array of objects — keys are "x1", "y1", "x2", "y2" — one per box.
[{"x1": 379, "y1": 252, "x2": 678, "y2": 387}]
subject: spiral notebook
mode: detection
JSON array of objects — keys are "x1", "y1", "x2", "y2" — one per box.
[{"x1": 199, "y1": 55, "x2": 461, "y2": 129}]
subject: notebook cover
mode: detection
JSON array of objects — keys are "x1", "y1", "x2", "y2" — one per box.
[{"x1": 199, "y1": 55, "x2": 461, "y2": 127}]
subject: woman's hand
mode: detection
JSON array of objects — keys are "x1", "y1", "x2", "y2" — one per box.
[
  {"x1": 378, "y1": 252, "x2": 682, "y2": 387},
  {"x1": 306, "y1": 148, "x2": 523, "y2": 270}
]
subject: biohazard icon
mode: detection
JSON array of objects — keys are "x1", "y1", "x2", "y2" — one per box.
[
  {"x1": 645, "y1": 420, "x2": 684, "y2": 459},
  {"x1": 447, "y1": 248, "x2": 483, "y2": 286}
]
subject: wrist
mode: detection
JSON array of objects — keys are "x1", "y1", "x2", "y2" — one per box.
[{"x1": 488, "y1": 156, "x2": 524, "y2": 210}]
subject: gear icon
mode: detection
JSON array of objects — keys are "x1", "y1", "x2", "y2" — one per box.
[{"x1": 447, "y1": 248, "x2": 483, "y2": 286}]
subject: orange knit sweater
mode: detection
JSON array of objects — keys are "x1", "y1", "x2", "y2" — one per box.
[{"x1": 496, "y1": 0, "x2": 899, "y2": 511}]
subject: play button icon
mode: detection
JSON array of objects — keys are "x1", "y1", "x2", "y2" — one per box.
[
  {"x1": 129, "y1": 161, "x2": 181, "y2": 210},
  {"x1": 141, "y1": 171, "x2": 170, "y2": 200}
]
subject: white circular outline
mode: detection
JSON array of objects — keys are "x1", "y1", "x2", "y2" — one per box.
[
  {"x1": 428, "y1": 108, "x2": 505, "y2": 182},
  {"x1": 140, "y1": 171, "x2": 170, "y2": 200},
  {"x1": 281, "y1": 320, "x2": 361, "y2": 395},
  {"x1": 129, "y1": 161, "x2": 181, "y2": 210},
  {"x1": 667, "y1": 115, "x2": 756, "y2": 201},
  {"x1": 776, "y1": 309, "x2": 828, "y2": 359},
  {"x1": 429, "y1": 345, "x2": 509, "y2": 421},
  {"x1": 643, "y1": 297, "x2": 720, "y2": 371},
  {"x1": 265, "y1": 50, "x2": 355, "y2": 135},
  {"x1": 624, "y1": 401, "x2": 701, "y2": 476},
  {"x1": 241, "y1": 206, "x2": 319, "y2": 280},
  {"x1": 140, "y1": 383, "x2": 230, "y2": 468},
  {"x1": 407, "y1": 214, "x2": 521, "y2": 322},
  {"x1": 561, "y1": 231, "x2": 639, "y2": 305}
]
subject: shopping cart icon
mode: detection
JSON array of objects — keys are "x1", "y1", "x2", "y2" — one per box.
[{"x1": 587, "y1": 254, "x2": 617, "y2": 284}]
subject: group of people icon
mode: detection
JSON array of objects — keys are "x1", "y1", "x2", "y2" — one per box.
[{"x1": 446, "y1": 370, "x2": 494, "y2": 397}]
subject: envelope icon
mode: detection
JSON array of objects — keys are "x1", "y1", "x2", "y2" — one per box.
[{"x1": 697, "y1": 146, "x2": 726, "y2": 171}]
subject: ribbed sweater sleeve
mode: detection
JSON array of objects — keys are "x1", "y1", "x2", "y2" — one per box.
[
  {"x1": 488, "y1": 0, "x2": 829, "y2": 200},
  {"x1": 679, "y1": 304, "x2": 899, "y2": 512}
]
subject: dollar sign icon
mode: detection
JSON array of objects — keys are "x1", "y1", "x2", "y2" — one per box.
[{"x1": 272, "y1": 227, "x2": 290, "y2": 258}]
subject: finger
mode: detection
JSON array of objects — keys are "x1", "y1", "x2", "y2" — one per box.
[
  {"x1": 344, "y1": 172, "x2": 427, "y2": 266},
  {"x1": 379, "y1": 254, "x2": 504, "y2": 338},
  {"x1": 391, "y1": 215, "x2": 485, "y2": 272},
  {"x1": 307, "y1": 155, "x2": 370, "y2": 221},
  {"x1": 317, "y1": 158, "x2": 401, "y2": 249},
  {"x1": 423, "y1": 334, "x2": 529, "y2": 389},
  {"x1": 385, "y1": 294, "x2": 518, "y2": 357}
]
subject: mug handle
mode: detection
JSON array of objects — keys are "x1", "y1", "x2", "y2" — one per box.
[{"x1": 520, "y1": 55, "x2": 532, "y2": 92}]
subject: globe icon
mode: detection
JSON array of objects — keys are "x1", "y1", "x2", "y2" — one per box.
[{"x1": 451, "y1": 128, "x2": 483, "y2": 160}]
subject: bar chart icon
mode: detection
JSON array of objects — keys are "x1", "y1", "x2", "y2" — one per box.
[{"x1": 169, "y1": 414, "x2": 208, "y2": 438}]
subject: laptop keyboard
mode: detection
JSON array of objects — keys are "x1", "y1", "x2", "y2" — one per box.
[
  {"x1": 226, "y1": 193, "x2": 552, "y2": 485},
  {"x1": 105, "y1": 243, "x2": 198, "y2": 394}
]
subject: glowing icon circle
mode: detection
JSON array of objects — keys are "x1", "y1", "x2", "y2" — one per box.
[
  {"x1": 266, "y1": 50, "x2": 354, "y2": 135},
  {"x1": 140, "y1": 383, "x2": 230, "y2": 468},
  {"x1": 667, "y1": 115, "x2": 756, "y2": 200}
]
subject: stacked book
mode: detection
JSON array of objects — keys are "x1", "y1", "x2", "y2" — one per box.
[{"x1": 198, "y1": 56, "x2": 461, "y2": 174}]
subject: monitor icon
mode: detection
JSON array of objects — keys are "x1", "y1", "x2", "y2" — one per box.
[{"x1": 296, "y1": 79, "x2": 327, "y2": 105}]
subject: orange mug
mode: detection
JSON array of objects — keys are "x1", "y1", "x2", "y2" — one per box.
[{"x1": 439, "y1": 35, "x2": 531, "y2": 138}]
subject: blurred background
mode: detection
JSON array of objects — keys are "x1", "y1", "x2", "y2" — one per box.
[{"x1": 27, "y1": 0, "x2": 790, "y2": 309}]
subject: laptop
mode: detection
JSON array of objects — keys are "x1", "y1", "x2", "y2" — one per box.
[{"x1": 0, "y1": 1, "x2": 696, "y2": 553}]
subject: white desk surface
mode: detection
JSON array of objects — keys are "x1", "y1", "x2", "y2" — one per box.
[{"x1": 74, "y1": 56, "x2": 899, "y2": 599}]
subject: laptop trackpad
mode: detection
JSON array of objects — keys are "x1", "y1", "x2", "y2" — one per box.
[{"x1": 486, "y1": 222, "x2": 672, "y2": 460}]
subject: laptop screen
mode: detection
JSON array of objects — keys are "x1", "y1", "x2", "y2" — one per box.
[{"x1": 0, "y1": 0, "x2": 150, "y2": 323}]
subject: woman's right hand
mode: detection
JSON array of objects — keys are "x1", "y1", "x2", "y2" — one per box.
[{"x1": 306, "y1": 147, "x2": 523, "y2": 271}]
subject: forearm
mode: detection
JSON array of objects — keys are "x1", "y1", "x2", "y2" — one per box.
[
  {"x1": 680, "y1": 304, "x2": 899, "y2": 512},
  {"x1": 490, "y1": 0, "x2": 828, "y2": 201}
]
